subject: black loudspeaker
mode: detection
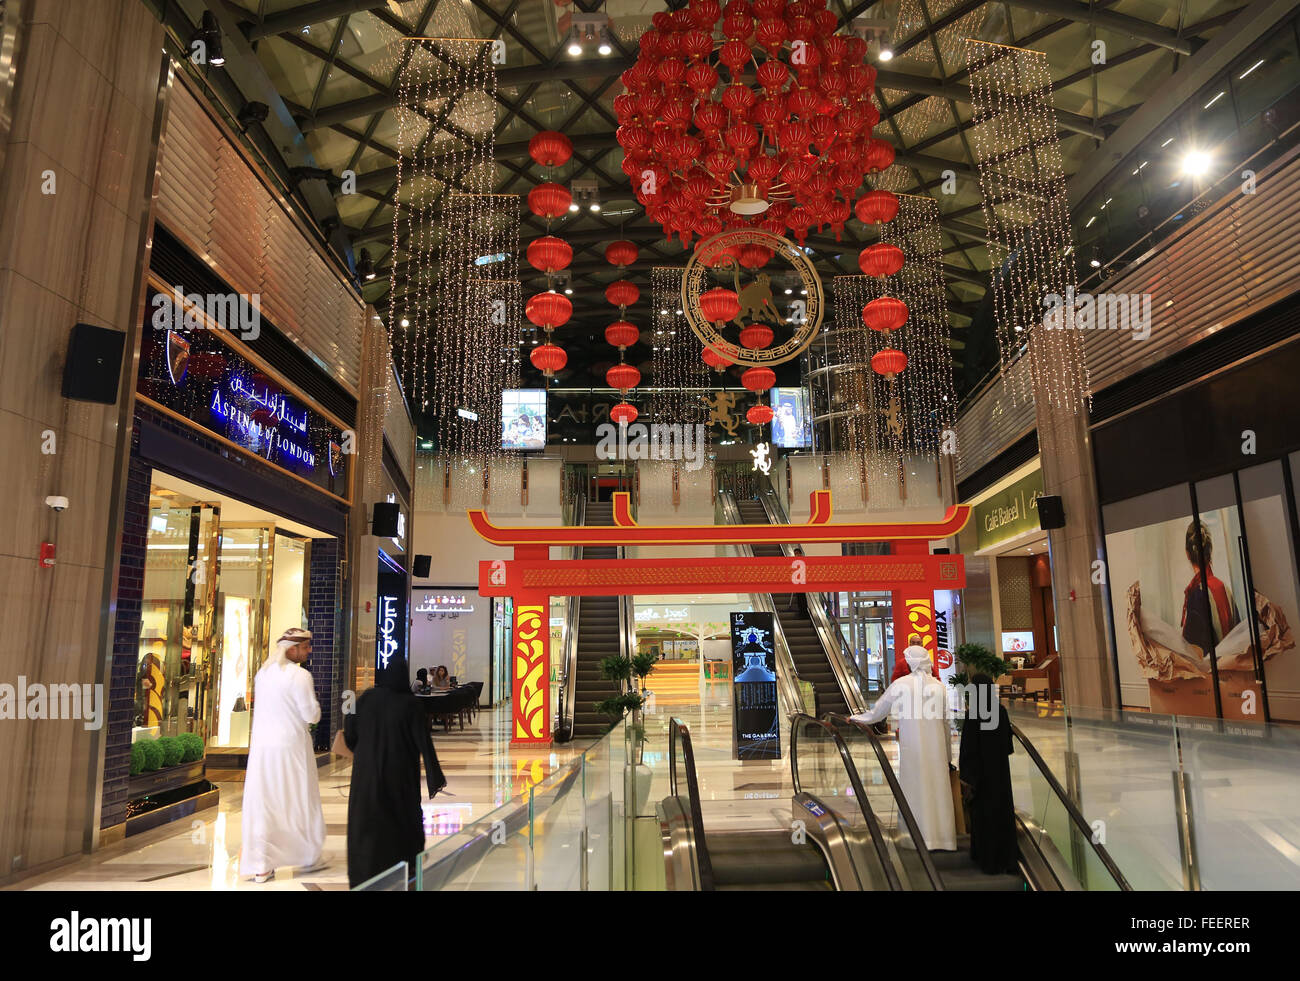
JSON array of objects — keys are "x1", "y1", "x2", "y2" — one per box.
[
  {"x1": 62, "y1": 323, "x2": 126, "y2": 404},
  {"x1": 372, "y1": 501, "x2": 400, "y2": 537},
  {"x1": 413, "y1": 554, "x2": 431, "y2": 578},
  {"x1": 933, "y1": 546, "x2": 950, "y2": 555},
  {"x1": 1038, "y1": 495, "x2": 1066, "y2": 529}
]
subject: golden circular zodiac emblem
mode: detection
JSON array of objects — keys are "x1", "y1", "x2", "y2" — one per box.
[{"x1": 682, "y1": 229, "x2": 824, "y2": 368}]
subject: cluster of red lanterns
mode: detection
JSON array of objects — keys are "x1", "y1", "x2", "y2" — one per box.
[
  {"x1": 615, "y1": 0, "x2": 894, "y2": 246},
  {"x1": 857, "y1": 189, "x2": 908, "y2": 381},
  {"x1": 697, "y1": 284, "x2": 779, "y2": 427},
  {"x1": 525, "y1": 131, "x2": 575, "y2": 379},
  {"x1": 604, "y1": 240, "x2": 642, "y2": 424}
]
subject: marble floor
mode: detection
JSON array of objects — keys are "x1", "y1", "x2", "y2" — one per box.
[
  {"x1": 9, "y1": 691, "x2": 1074, "y2": 892},
  {"x1": 12, "y1": 705, "x2": 591, "y2": 892}
]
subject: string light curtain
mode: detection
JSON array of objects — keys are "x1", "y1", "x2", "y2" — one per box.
[
  {"x1": 649, "y1": 266, "x2": 708, "y2": 428},
  {"x1": 388, "y1": 37, "x2": 499, "y2": 412},
  {"x1": 433, "y1": 192, "x2": 521, "y2": 461},
  {"x1": 966, "y1": 39, "x2": 1088, "y2": 411},
  {"x1": 876, "y1": 194, "x2": 956, "y2": 454}
]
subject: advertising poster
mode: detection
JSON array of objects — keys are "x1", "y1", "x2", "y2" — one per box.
[
  {"x1": 1104, "y1": 486, "x2": 1298, "y2": 720},
  {"x1": 501, "y1": 389, "x2": 547, "y2": 450},
  {"x1": 768, "y1": 386, "x2": 812, "y2": 448},
  {"x1": 730, "y1": 611, "x2": 781, "y2": 759}
]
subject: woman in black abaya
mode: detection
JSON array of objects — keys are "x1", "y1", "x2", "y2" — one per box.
[
  {"x1": 345, "y1": 656, "x2": 446, "y2": 887},
  {"x1": 958, "y1": 673, "x2": 1018, "y2": 875}
]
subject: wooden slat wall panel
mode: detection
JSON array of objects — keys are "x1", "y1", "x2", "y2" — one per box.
[
  {"x1": 955, "y1": 150, "x2": 1300, "y2": 487},
  {"x1": 155, "y1": 83, "x2": 363, "y2": 392}
]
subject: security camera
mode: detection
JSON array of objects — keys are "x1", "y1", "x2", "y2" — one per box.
[{"x1": 45, "y1": 496, "x2": 69, "y2": 512}]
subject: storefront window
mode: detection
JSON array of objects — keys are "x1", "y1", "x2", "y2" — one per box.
[{"x1": 136, "y1": 473, "x2": 324, "y2": 749}]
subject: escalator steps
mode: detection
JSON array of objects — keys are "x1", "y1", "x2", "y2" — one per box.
[{"x1": 706, "y1": 830, "x2": 832, "y2": 890}]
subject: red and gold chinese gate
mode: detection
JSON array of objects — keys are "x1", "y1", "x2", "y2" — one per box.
[{"x1": 471, "y1": 491, "x2": 970, "y2": 744}]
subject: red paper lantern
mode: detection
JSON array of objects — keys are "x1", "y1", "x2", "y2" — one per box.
[
  {"x1": 741, "y1": 366, "x2": 776, "y2": 392},
  {"x1": 871, "y1": 348, "x2": 908, "y2": 379},
  {"x1": 528, "y1": 130, "x2": 573, "y2": 168},
  {"x1": 862, "y1": 138, "x2": 896, "y2": 174},
  {"x1": 605, "y1": 240, "x2": 639, "y2": 267},
  {"x1": 610, "y1": 402, "x2": 639, "y2": 426},
  {"x1": 530, "y1": 343, "x2": 568, "y2": 377},
  {"x1": 606, "y1": 363, "x2": 642, "y2": 391},
  {"x1": 702, "y1": 345, "x2": 736, "y2": 371},
  {"x1": 605, "y1": 321, "x2": 640, "y2": 350},
  {"x1": 526, "y1": 236, "x2": 573, "y2": 273},
  {"x1": 746, "y1": 404, "x2": 774, "y2": 425},
  {"x1": 605, "y1": 280, "x2": 640, "y2": 308},
  {"x1": 862, "y1": 296, "x2": 909, "y2": 333},
  {"x1": 858, "y1": 243, "x2": 904, "y2": 278},
  {"x1": 699, "y1": 287, "x2": 740, "y2": 324},
  {"x1": 739, "y1": 324, "x2": 774, "y2": 349},
  {"x1": 529, "y1": 183, "x2": 572, "y2": 219},
  {"x1": 525, "y1": 291, "x2": 573, "y2": 329},
  {"x1": 855, "y1": 189, "x2": 899, "y2": 225},
  {"x1": 738, "y1": 243, "x2": 773, "y2": 268}
]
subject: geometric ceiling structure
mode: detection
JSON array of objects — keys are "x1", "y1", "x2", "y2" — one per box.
[{"x1": 221, "y1": 0, "x2": 1251, "y2": 399}]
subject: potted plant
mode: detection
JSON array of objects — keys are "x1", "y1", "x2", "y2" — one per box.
[
  {"x1": 595, "y1": 652, "x2": 658, "y2": 813},
  {"x1": 948, "y1": 642, "x2": 1013, "y2": 708}
]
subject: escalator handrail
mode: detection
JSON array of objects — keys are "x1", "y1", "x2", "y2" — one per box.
[
  {"x1": 756, "y1": 488, "x2": 869, "y2": 714},
  {"x1": 556, "y1": 494, "x2": 586, "y2": 742},
  {"x1": 1008, "y1": 721, "x2": 1133, "y2": 891},
  {"x1": 825, "y1": 712, "x2": 945, "y2": 890},
  {"x1": 789, "y1": 713, "x2": 904, "y2": 891},
  {"x1": 667, "y1": 717, "x2": 715, "y2": 891},
  {"x1": 717, "y1": 490, "x2": 807, "y2": 720}
]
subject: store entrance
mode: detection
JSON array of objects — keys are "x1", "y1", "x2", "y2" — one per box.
[{"x1": 137, "y1": 471, "x2": 332, "y2": 750}]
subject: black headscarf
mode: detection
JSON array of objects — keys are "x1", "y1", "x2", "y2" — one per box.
[
  {"x1": 969, "y1": 673, "x2": 999, "y2": 726},
  {"x1": 376, "y1": 655, "x2": 412, "y2": 693}
]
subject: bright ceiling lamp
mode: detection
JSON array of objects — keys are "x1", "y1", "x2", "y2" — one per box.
[{"x1": 1181, "y1": 150, "x2": 1211, "y2": 177}]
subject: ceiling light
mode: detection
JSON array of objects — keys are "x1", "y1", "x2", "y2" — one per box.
[
  {"x1": 598, "y1": 35, "x2": 612, "y2": 56},
  {"x1": 590, "y1": 202, "x2": 601, "y2": 213},
  {"x1": 878, "y1": 47, "x2": 893, "y2": 62},
  {"x1": 1240, "y1": 59, "x2": 1265, "y2": 79},
  {"x1": 1089, "y1": 257, "x2": 1102, "y2": 268},
  {"x1": 1161, "y1": 137, "x2": 1175, "y2": 148},
  {"x1": 1204, "y1": 91, "x2": 1226, "y2": 109},
  {"x1": 567, "y1": 34, "x2": 582, "y2": 56},
  {"x1": 568, "y1": 202, "x2": 579, "y2": 212},
  {"x1": 564, "y1": 288, "x2": 573, "y2": 295},
  {"x1": 1181, "y1": 150, "x2": 1211, "y2": 177},
  {"x1": 400, "y1": 317, "x2": 410, "y2": 328}
]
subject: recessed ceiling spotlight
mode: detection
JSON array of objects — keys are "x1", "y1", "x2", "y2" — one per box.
[{"x1": 1181, "y1": 150, "x2": 1211, "y2": 177}]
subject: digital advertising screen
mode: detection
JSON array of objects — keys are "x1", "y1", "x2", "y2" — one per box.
[
  {"x1": 768, "y1": 387, "x2": 811, "y2": 448},
  {"x1": 501, "y1": 389, "x2": 547, "y2": 450},
  {"x1": 730, "y1": 611, "x2": 781, "y2": 760}
]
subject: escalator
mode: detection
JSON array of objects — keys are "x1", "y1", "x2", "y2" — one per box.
[
  {"x1": 826, "y1": 712, "x2": 1133, "y2": 892},
  {"x1": 660, "y1": 710, "x2": 1132, "y2": 891},
  {"x1": 557, "y1": 499, "x2": 632, "y2": 742},
  {"x1": 659, "y1": 716, "x2": 904, "y2": 891},
  {"x1": 720, "y1": 491, "x2": 864, "y2": 718}
]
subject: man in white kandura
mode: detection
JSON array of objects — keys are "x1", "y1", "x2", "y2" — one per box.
[
  {"x1": 850, "y1": 634, "x2": 956, "y2": 851},
  {"x1": 240, "y1": 627, "x2": 327, "y2": 882}
]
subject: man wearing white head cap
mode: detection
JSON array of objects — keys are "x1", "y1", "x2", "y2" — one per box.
[{"x1": 240, "y1": 627, "x2": 327, "y2": 882}]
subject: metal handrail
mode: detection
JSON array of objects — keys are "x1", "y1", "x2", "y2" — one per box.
[
  {"x1": 825, "y1": 712, "x2": 945, "y2": 890},
  {"x1": 789, "y1": 713, "x2": 904, "y2": 891},
  {"x1": 757, "y1": 488, "x2": 869, "y2": 714},
  {"x1": 555, "y1": 494, "x2": 586, "y2": 742},
  {"x1": 717, "y1": 490, "x2": 806, "y2": 720},
  {"x1": 1008, "y1": 721, "x2": 1133, "y2": 891},
  {"x1": 667, "y1": 717, "x2": 715, "y2": 891}
]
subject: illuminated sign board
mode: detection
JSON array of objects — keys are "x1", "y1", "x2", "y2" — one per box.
[
  {"x1": 136, "y1": 286, "x2": 351, "y2": 500},
  {"x1": 376, "y1": 561, "x2": 408, "y2": 671},
  {"x1": 730, "y1": 611, "x2": 780, "y2": 760}
]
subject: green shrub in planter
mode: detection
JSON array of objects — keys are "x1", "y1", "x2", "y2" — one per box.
[
  {"x1": 139, "y1": 739, "x2": 164, "y2": 772},
  {"x1": 156, "y1": 736, "x2": 183, "y2": 768},
  {"x1": 129, "y1": 741, "x2": 148, "y2": 777},
  {"x1": 178, "y1": 732, "x2": 204, "y2": 764}
]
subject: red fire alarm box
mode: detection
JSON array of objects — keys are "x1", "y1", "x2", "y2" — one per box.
[{"x1": 39, "y1": 542, "x2": 56, "y2": 568}]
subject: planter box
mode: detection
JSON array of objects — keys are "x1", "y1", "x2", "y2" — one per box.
[
  {"x1": 125, "y1": 784, "x2": 219, "y2": 839},
  {"x1": 128, "y1": 758, "x2": 206, "y2": 799}
]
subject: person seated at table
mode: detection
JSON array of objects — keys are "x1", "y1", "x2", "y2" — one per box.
[
  {"x1": 430, "y1": 665, "x2": 451, "y2": 691},
  {"x1": 411, "y1": 668, "x2": 430, "y2": 694}
]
